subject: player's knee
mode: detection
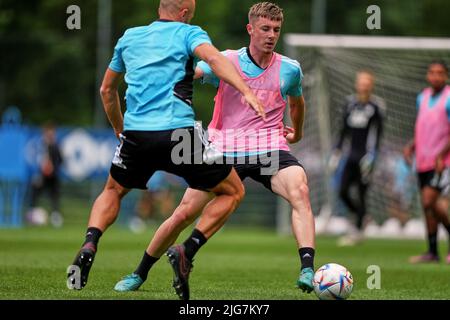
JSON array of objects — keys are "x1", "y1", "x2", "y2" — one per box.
[
  {"x1": 422, "y1": 199, "x2": 434, "y2": 212},
  {"x1": 300, "y1": 183, "x2": 310, "y2": 200},
  {"x1": 221, "y1": 179, "x2": 245, "y2": 204},
  {"x1": 174, "y1": 199, "x2": 197, "y2": 225},
  {"x1": 228, "y1": 183, "x2": 244, "y2": 210},
  {"x1": 288, "y1": 182, "x2": 310, "y2": 203},
  {"x1": 173, "y1": 211, "x2": 194, "y2": 227},
  {"x1": 105, "y1": 179, "x2": 129, "y2": 199},
  {"x1": 116, "y1": 188, "x2": 129, "y2": 199}
]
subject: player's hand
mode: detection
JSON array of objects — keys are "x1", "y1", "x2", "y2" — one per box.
[
  {"x1": 435, "y1": 155, "x2": 445, "y2": 174},
  {"x1": 328, "y1": 149, "x2": 342, "y2": 173},
  {"x1": 41, "y1": 159, "x2": 54, "y2": 177},
  {"x1": 244, "y1": 91, "x2": 266, "y2": 121},
  {"x1": 115, "y1": 130, "x2": 122, "y2": 141},
  {"x1": 403, "y1": 145, "x2": 414, "y2": 167},
  {"x1": 360, "y1": 152, "x2": 375, "y2": 182},
  {"x1": 284, "y1": 125, "x2": 302, "y2": 144}
]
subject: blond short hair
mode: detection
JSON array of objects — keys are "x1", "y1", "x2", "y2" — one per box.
[
  {"x1": 248, "y1": 2, "x2": 284, "y2": 23},
  {"x1": 357, "y1": 69, "x2": 375, "y2": 81}
]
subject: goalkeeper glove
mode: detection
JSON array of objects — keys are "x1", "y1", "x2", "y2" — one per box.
[
  {"x1": 360, "y1": 152, "x2": 376, "y2": 183},
  {"x1": 328, "y1": 149, "x2": 342, "y2": 173}
]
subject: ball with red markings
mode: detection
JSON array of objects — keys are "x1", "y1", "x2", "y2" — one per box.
[{"x1": 313, "y1": 263, "x2": 353, "y2": 300}]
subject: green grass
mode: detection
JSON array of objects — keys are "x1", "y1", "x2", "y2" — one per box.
[{"x1": 0, "y1": 225, "x2": 449, "y2": 300}]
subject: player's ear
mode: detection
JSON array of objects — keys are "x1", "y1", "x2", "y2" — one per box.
[
  {"x1": 246, "y1": 24, "x2": 253, "y2": 36},
  {"x1": 180, "y1": 8, "x2": 188, "y2": 20}
]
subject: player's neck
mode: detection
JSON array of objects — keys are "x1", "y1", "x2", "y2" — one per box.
[
  {"x1": 357, "y1": 93, "x2": 371, "y2": 104},
  {"x1": 247, "y1": 46, "x2": 273, "y2": 70},
  {"x1": 158, "y1": 12, "x2": 183, "y2": 23},
  {"x1": 431, "y1": 84, "x2": 446, "y2": 95}
]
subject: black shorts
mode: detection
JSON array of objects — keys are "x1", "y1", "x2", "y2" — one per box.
[
  {"x1": 224, "y1": 150, "x2": 303, "y2": 192},
  {"x1": 417, "y1": 168, "x2": 450, "y2": 194},
  {"x1": 110, "y1": 128, "x2": 232, "y2": 191}
]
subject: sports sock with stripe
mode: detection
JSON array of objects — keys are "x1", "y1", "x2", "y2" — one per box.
[
  {"x1": 299, "y1": 247, "x2": 315, "y2": 270},
  {"x1": 183, "y1": 228, "x2": 207, "y2": 261}
]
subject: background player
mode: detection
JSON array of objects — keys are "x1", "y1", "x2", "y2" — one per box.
[
  {"x1": 28, "y1": 122, "x2": 64, "y2": 227},
  {"x1": 404, "y1": 60, "x2": 450, "y2": 264},
  {"x1": 329, "y1": 70, "x2": 384, "y2": 246}
]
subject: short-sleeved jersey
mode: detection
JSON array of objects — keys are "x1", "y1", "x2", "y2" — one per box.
[
  {"x1": 109, "y1": 20, "x2": 211, "y2": 131},
  {"x1": 416, "y1": 87, "x2": 450, "y2": 121},
  {"x1": 415, "y1": 85, "x2": 450, "y2": 172},
  {"x1": 336, "y1": 95, "x2": 385, "y2": 161},
  {"x1": 197, "y1": 47, "x2": 303, "y2": 100}
]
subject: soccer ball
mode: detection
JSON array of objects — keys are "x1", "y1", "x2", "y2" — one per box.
[
  {"x1": 26, "y1": 207, "x2": 49, "y2": 226},
  {"x1": 313, "y1": 263, "x2": 353, "y2": 300}
]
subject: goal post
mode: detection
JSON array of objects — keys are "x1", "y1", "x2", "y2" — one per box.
[
  {"x1": 284, "y1": 34, "x2": 450, "y2": 50},
  {"x1": 277, "y1": 34, "x2": 450, "y2": 237}
]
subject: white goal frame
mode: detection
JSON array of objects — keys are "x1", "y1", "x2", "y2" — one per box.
[
  {"x1": 276, "y1": 34, "x2": 450, "y2": 237},
  {"x1": 284, "y1": 34, "x2": 450, "y2": 50}
]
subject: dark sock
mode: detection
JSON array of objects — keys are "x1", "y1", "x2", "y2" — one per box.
[
  {"x1": 299, "y1": 247, "x2": 315, "y2": 270},
  {"x1": 356, "y1": 215, "x2": 364, "y2": 230},
  {"x1": 443, "y1": 224, "x2": 450, "y2": 253},
  {"x1": 183, "y1": 228, "x2": 207, "y2": 261},
  {"x1": 428, "y1": 232, "x2": 438, "y2": 256},
  {"x1": 443, "y1": 223, "x2": 450, "y2": 236},
  {"x1": 134, "y1": 251, "x2": 159, "y2": 281},
  {"x1": 82, "y1": 227, "x2": 102, "y2": 252}
]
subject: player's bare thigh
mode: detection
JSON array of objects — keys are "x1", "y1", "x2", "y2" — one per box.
[{"x1": 270, "y1": 165, "x2": 308, "y2": 201}]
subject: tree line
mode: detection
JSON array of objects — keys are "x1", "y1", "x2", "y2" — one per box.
[{"x1": 1, "y1": 0, "x2": 449, "y2": 126}]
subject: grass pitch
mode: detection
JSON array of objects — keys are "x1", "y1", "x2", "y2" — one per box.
[{"x1": 0, "y1": 225, "x2": 449, "y2": 300}]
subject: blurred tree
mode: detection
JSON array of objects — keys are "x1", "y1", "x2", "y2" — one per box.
[
  {"x1": 0, "y1": 0, "x2": 97, "y2": 125},
  {"x1": 0, "y1": 0, "x2": 449, "y2": 126}
]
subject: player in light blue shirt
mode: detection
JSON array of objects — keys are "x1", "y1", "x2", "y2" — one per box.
[
  {"x1": 111, "y1": 1, "x2": 315, "y2": 298},
  {"x1": 68, "y1": 0, "x2": 265, "y2": 299}
]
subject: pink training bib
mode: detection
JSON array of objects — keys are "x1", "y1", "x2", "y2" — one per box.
[
  {"x1": 208, "y1": 50, "x2": 289, "y2": 153},
  {"x1": 415, "y1": 85, "x2": 450, "y2": 172}
]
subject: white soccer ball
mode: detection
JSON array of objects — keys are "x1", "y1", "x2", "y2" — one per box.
[
  {"x1": 313, "y1": 263, "x2": 354, "y2": 300},
  {"x1": 26, "y1": 207, "x2": 49, "y2": 226}
]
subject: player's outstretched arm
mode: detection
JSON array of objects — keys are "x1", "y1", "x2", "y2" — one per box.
[
  {"x1": 100, "y1": 68, "x2": 124, "y2": 139},
  {"x1": 285, "y1": 95, "x2": 305, "y2": 144},
  {"x1": 403, "y1": 139, "x2": 415, "y2": 167},
  {"x1": 194, "y1": 43, "x2": 266, "y2": 120}
]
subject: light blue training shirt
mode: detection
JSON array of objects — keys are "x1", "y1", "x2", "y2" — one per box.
[{"x1": 109, "y1": 20, "x2": 212, "y2": 131}]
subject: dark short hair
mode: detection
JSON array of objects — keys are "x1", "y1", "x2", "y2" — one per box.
[
  {"x1": 43, "y1": 121, "x2": 56, "y2": 131},
  {"x1": 429, "y1": 60, "x2": 449, "y2": 74}
]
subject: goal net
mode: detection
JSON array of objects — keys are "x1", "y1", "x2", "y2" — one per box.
[{"x1": 278, "y1": 34, "x2": 450, "y2": 238}]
